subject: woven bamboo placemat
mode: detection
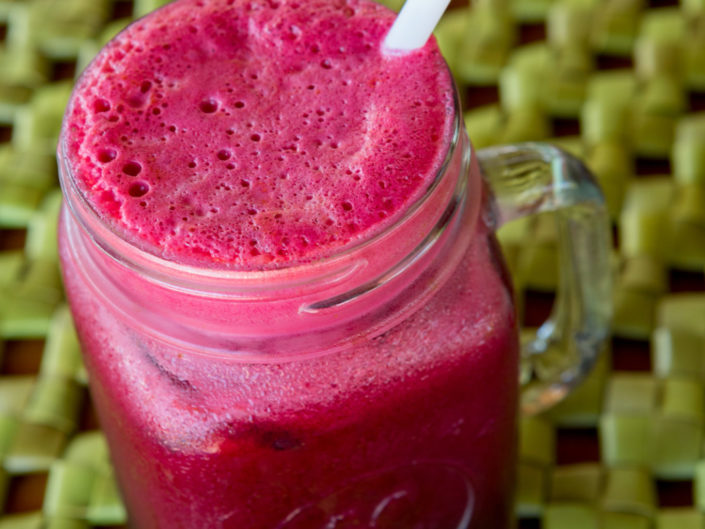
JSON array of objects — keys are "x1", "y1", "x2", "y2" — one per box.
[{"x1": 0, "y1": 0, "x2": 704, "y2": 527}]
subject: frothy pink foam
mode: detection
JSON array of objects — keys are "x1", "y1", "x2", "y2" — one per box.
[{"x1": 64, "y1": 0, "x2": 455, "y2": 268}]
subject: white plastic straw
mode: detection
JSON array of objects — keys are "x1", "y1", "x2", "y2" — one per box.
[{"x1": 382, "y1": 0, "x2": 453, "y2": 53}]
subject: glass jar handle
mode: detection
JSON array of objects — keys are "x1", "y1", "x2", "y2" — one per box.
[{"x1": 477, "y1": 143, "x2": 612, "y2": 415}]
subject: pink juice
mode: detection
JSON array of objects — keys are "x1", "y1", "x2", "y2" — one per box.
[{"x1": 57, "y1": 1, "x2": 519, "y2": 528}]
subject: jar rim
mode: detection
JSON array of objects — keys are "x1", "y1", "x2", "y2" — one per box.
[{"x1": 58, "y1": 69, "x2": 469, "y2": 297}]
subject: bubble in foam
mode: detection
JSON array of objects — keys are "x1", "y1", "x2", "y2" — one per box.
[
  {"x1": 217, "y1": 149, "x2": 231, "y2": 160},
  {"x1": 199, "y1": 99, "x2": 219, "y2": 113},
  {"x1": 128, "y1": 181, "x2": 150, "y2": 197},
  {"x1": 94, "y1": 99, "x2": 111, "y2": 113},
  {"x1": 287, "y1": 24, "x2": 301, "y2": 39},
  {"x1": 123, "y1": 161, "x2": 142, "y2": 176},
  {"x1": 97, "y1": 148, "x2": 117, "y2": 163}
]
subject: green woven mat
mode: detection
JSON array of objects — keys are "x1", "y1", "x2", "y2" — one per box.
[{"x1": 0, "y1": 0, "x2": 704, "y2": 527}]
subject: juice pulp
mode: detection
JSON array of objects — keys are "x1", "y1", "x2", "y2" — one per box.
[{"x1": 58, "y1": 1, "x2": 519, "y2": 527}]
